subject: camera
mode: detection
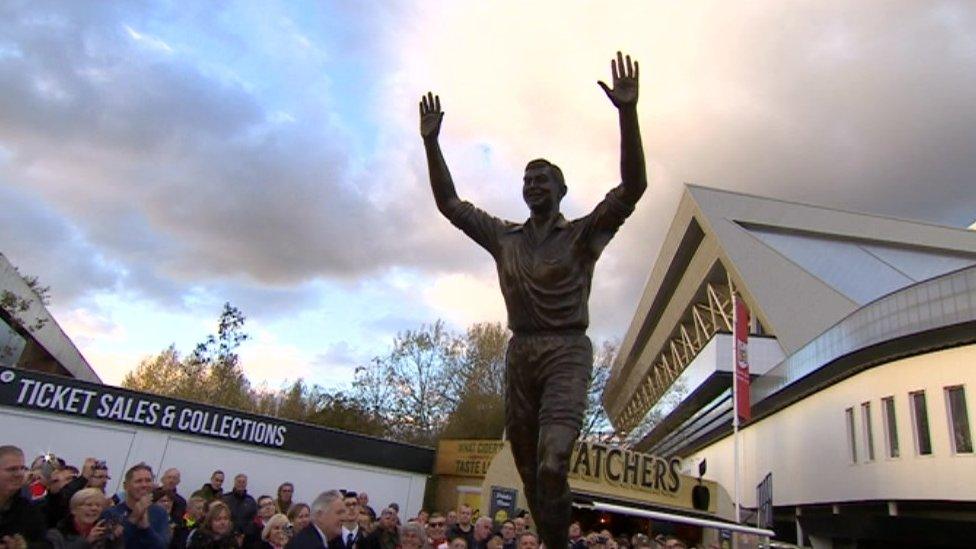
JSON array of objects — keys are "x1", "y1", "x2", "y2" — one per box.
[
  {"x1": 94, "y1": 460, "x2": 107, "y2": 470},
  {"x1": 102, "y1": 515, "x2": 123, "y2": 539}
]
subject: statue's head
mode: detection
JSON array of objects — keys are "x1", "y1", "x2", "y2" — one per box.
[{"x1": 522, "y1": 158, "x2": 566, "y2": 212}]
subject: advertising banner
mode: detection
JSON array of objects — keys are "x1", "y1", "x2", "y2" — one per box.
[
  {"x1": 0, "y1": 367, "x2": 433, "y2": 474},
  {"x1": 734, "y1": 296, "x2": 751, "y2": 422},
  {"x1": 488, "y1": 485, "x2": 518, "y2": 523},
  {"x1": 436, "y1": 440, "x2": 506, "y2": 477}
]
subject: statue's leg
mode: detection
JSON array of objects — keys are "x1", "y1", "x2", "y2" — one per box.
[
  {"x1": 535, "y1": 335, "x2": 593, "y2": 549},
  {"x1": 506, "y1": 336, "x2": 541, "y2": 522},
  {"x1": 536, "y1": 423, "x2": 578, "y2": 549}
]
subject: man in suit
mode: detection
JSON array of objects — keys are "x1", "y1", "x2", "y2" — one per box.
[
  {"x1": 286, "y1": 489, "x2": 345, "y2": 549},
  {"x1": 329, "y1": 491, "x2": 365, "y2": 549}
]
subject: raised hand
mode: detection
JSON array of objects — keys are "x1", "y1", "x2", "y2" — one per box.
[
  {"x1": 87, "y1": 520, "x2": 108, "y2": 543},
  {"x1": 82, "y1": 457, "x2": 96, "y2": 479},
  {"x1": 598, "y1": 51, "x2": 639, "y2": 109},
  {"x1": 419, "y1": 92, "x2": 444, "y2": 140},
  {"x1": 128, "y1": 493, "x2": 152, "y2": 527}
]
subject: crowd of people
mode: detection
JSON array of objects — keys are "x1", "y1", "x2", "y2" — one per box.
[{"x1": 0, "y1": 446, "x2": 699, "y2": 549}]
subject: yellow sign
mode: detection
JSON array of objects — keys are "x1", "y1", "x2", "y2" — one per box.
[
  {"x1": 570, "y1": 441, "x2": 681, "y2": 497},
  {"x1": 481, "y1": 441, "x2": 721, "y2": 515},
  {"x1": 436, "y1": 439, "x2": 506, "y2": 477}
]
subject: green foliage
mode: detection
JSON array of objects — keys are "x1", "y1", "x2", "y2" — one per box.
[
  {"x1": 121, "y1": 345, "x2": 185, "y2": 397},
  {"x1": 122, "y1": 303, "x2": 392, "y2": 437},
  {"x1": 1, "y1": 266, "x2": 51, "y2": 362},
  {"x1": 122, "y1": 309, "x2": 624, "y2": 447},
  {"x1": 0, "y1": 266, "x2": 51, "y2": 333},
  {"x1": 353, "y1": 320, "x2": 465, "y2": 446},
  {"x1": 439, "y1": 322, "x2": 509, "y2": 439},
  {"x1": 123, "y1": 303, "x2": 253, "y2": 410},
  {"x1": 307, "y1": 391, "x2": 388, "y2": 436},
  {"x1": 351, "y1": 320, "x2": 626, "y2": 446},
  {"x1": 440, "y1": 390, "x2": 505, "y2": 440},
  {"x1": 351, "y1": 321, "x2": 506, "y2": 445}
]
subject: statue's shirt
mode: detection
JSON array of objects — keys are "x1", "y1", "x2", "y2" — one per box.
[{"x1": 446, "y1": 184, "x2": 636, "y2": 333}]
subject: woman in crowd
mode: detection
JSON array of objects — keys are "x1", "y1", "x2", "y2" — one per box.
[
  {"x1": 275, "y1": 483, "x2": 294, "y2": 515},
  {"x1": 188, "y1": 501, "x2": 239, "y2": 549},
  {"x1": 257, "y1": 513, "x2": 290, "y2": 549},
  {"x1": 399, "y1": 522, "x2": 430, "y2": 549},
  {"x1": 286, "y1": 503, "x2": 311, "y2": 533},
  {"x1": 357, "y1": 511, "x2": 373, "y2": 535},
  {"x1": 153, "y1": 487, "x2": 178, "y2": 540},
  {"x1": 46, "y1": 487, "x2": 123, "y2": 549}
]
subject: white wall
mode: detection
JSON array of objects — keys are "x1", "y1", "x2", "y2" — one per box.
[
  {"x1": 0, "y1": 406, "x2": 428, "y2": 514},
  {"x1": 690, "y1": 344, "x2": 976, "y2": 507}
]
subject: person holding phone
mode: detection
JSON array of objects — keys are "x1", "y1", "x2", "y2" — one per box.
[{"x1": 46, "y1": 487, "x2": 123, "y2": 548}]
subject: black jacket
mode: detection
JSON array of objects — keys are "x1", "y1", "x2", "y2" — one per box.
[
  {"x1": 446, "y1": 525, "x2": 473, "y2": 549},
  {"x1": 0, "y1": 490, "x2": 49, "y2": 548},
  {"x1": 284, "y1": 526, "x2": 331, "y2": 549},
  {"x1": 170, "y1": 492, "x2": 188, "y2": 525},
  {"x1": 221, "y1": 490, "x2": 257, "y2": 532},
  {"x1": 186, "y1": 529, "x2": 239, "y2": 549},
  {"x1": 360, "y1": 528, "x2": 397, "y2": 549},
  {"x1": 45, "y1": 475, "x2": 89, "y2": 528}
]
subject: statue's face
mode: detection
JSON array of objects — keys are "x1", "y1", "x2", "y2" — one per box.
[{"x1": 522, "y1": 166, "x2": 562, "y2": 212}]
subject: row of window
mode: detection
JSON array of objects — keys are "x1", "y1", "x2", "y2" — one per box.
[{"x1": 845, "y1": 385, "x2": 972, "y2": 463}]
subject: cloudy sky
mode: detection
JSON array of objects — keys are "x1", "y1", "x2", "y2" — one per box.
[{"x1": 2, "y1": 1, "x2": 975, "y2": 388}]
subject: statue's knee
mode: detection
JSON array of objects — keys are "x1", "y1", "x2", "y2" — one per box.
[{"x1": 538, "y1": 455, "x2": 568, "y2": 485}]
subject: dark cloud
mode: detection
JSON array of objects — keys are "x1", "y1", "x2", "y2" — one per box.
[
  {"x1": 585, "y1": 1, "x2": 976, "y2": 338},
  {"x1": 648, "y1": 1, "x2": 976, "y2": 224},
  {"x1": 2, "y1": 0, "x2": 975, "y2": 343},
  {"x1": 0, "y1": 0, "x2": 473, "y2": 313},
  {"x1": 0, "y1": 184, "x2": 118, "y2": 303}
]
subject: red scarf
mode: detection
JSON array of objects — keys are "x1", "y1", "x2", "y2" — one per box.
[{"x1": 74, "y1": 518, "x2": 95, "y2": 538}]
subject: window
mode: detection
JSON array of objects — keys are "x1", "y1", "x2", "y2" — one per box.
[
  {"x1": 845, "y1": 407, "x2": 857, "y2": 463},
  {"x1": 910, "y1": 391, "x2": 932, "y2": 455},
  {"x1": 945, "y1": 386, "x2": 973, "y2": 454},
  {"x1": 882, "y1": 396, "x2": 899, "y2": 458},
  {"x1": 861, "y1": 402, "x2": 875, "y2": 461}
]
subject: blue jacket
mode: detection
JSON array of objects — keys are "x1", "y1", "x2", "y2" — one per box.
[{"x1": 100, "y1": 500, "x2": 170, "y2": 549}]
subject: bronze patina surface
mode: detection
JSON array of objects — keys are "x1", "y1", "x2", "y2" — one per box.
[{"x1": 420, "y1": 52, "x2": 647, "y2": 549}]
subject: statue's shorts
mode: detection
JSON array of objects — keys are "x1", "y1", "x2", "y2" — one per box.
[{"x1": 505, "y1": 331, "x2": 593, "y2": 430}]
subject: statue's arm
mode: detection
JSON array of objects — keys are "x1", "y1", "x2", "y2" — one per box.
[
  {"x1": 420, "y1": 92, "x2": 462, "y2": 217},
  {"x1": 598, "y1": 52, "x2": 647, "y2": 204}
]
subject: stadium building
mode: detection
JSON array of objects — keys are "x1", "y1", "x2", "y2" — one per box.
[
  {"x1": 603, "y1": 185, "x2": 976, "y2": 548},
  {"x1": 1, "y1": 252, "x2": 100, "y2": 382}
]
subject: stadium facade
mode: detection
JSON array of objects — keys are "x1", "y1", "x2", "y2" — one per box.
[
  {"x1": 0, "y1": 252, "x2": 100, "y2": 382},
  {"x1": 603, "y1": 185, "x2": 976, "y2": 548}
]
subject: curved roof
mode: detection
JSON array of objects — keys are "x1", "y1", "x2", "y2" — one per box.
[{"x1": 606, "y1": 185, "x2": 976, "y2": 431}]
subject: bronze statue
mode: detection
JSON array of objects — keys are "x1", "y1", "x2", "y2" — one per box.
[{"x1": 420, "y1": 51, "x2": 646, "y2": 549}]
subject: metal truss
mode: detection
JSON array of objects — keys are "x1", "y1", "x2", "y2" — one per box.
[{"x1": 615, "y1": 271, "x2": 738, "y2": 435}]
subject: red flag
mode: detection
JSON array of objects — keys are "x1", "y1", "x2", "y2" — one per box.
[{"x1": 734, "y1": 295, "x2": 750, "y2": 422}]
